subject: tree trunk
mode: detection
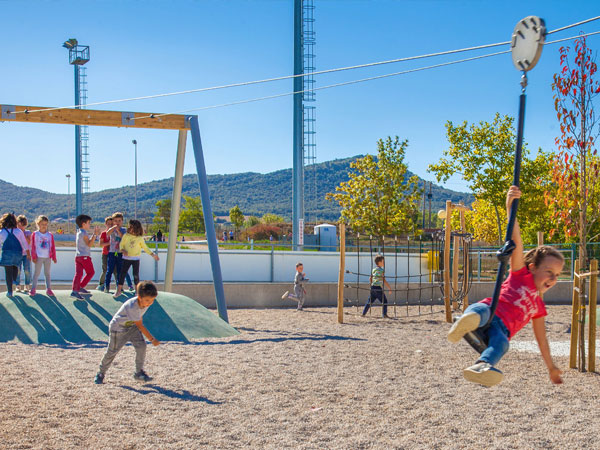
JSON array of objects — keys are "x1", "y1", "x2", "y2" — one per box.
[{"x1": 494, "y1": 204, "x2": 503, "y2": 246}]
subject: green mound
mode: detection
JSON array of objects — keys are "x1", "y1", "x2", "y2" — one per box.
[{"x1": 0, "y1": 290, "x2": 238, "y2": 345}]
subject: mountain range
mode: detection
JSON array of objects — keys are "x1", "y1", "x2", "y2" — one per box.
[{"x1": 0, "y1": 156, "x2": 473, "y2": 223}]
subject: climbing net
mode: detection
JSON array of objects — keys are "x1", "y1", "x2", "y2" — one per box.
[{"x1": 343, "y1": 233, "x2": 445, "y2": 318}]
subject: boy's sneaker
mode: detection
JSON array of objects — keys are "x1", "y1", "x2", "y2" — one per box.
[
  {"x1": 281, "y1": 291, "x2": 289, "y2": 300},
  {"x1": 447, "y1": 312, "x2": 480, "y2": 344},
  {"x1": 16, "y1": 285, "x2": 23, "y2": 293},
  {"x1": 463, "y1": 362, "x2": 504, "y2": 387},
  {"x1": 94, "y1": 372, "x2": 105, "y2": 384},
  {"x1": 96, "y1": 285, "x2": 105, "y2": 292},
  {"x1": 70, "y1": 290, "x2": 84, "y2": 300},
  {"x1": 46, "y1": 289, "x2": 55, "y2": 297},
  {"x1": 128, "y1": 286, "x2": 135, "y2": 292},
  {"x1": 79, "y1": 288, "x2": 91, "y2": 294},
  {"x1": 134, "y1": 370, "x2": 152, "y2": 382},
  {"x1": 29, "y1": 289, "x2": 36, "y2": 296}
]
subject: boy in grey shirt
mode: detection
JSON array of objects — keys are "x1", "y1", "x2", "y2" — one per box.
[
  {"x1": 95, "y1": 281, "x2": 160, "y2": 384},
  {"x1": 282, "y1": 262, "x2": 309, "y2": 311}
]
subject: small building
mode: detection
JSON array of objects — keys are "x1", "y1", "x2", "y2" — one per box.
[{"x1": 314, "y1": 223, "x2": 337, "y2": 251}]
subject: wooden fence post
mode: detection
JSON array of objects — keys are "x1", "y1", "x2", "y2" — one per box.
[{"x1": 337, "y1": 223, "x2": 346, "y2": 324}]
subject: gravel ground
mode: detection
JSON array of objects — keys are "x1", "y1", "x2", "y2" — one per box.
[{"x1": 1, "y1": 305, "x2": 599, "y2": 449}]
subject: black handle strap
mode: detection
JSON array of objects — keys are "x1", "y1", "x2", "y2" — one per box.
[{"x1": 485, "y1": 90, "x2": 527, "y2": 327}]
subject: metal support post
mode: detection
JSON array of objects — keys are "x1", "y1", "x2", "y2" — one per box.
[
  {"x1": 189, "y1": 116, "x2": 229, "y2": 322},
  {"x1": 164, "y1": 130, "x2": 187, "y2": 292},
  {"x1": 292, "y1": 0, "x2": 304, "y2": 250}
]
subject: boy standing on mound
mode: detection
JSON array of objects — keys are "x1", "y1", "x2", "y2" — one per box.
[
  {"x1": 282, "y1": 262, "x2": 309, "y2": 310},
  {"x1": 95, "y1": 280, "x2": 160, "y2": 384}
]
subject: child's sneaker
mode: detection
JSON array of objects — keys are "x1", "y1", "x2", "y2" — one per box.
[
  {"x1": 16, "y1": 285, "x2": 23, "y2": 293},
  {"x1": 128, "y1": 285, "x2": 135, "y2": 292},
  {"x1": 94, "y1": 372, "x2": 105, "y2": 384},
  {"x1": 463, "y1": 361, "x2": 504, "y2": 387},
  {"x1": 281, "y1": 291, "x2": 289, "y2": 300},
  {"x1": 25, "y1": 285, "x2": 31, "y2": 292},
  {"x1": 133, "y1": 370, "x2": 152, "y2": 382},
  {"x1": 70, "y1": 290, "x2": 84, "y2": 300},
  {"x1": 447, "y1": 312, "x2": 480, "y2": 343},
  {"x1": 46, "y1": 289, "x2": 55, "y2": 297},
  {"x1": 96, "y1": 285, "x2": 105, "y2": 292},
  {"x1": 113, "y1": 291, "x2": 122, "y2": 299},
  {"x1": 29, "y1": 288, "x2": 36, "y2": 296},
  {"x1": 79, "y1": 288, "x2": 91, "y2": 294}
]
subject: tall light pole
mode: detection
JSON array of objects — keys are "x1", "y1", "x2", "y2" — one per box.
[
  {"x1": 66, "y1": 174, "x2": 71, "y2": 234},
  {"x1": 132, "y1": 139, "x2": 138, "y2": 219},
  {"x1": 62, "y1": 38, "x2": 90, "y2": 217}
]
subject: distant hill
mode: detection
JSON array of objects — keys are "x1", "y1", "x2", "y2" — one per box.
[{"x1": 0, "y1": 156, "x2": 473, "y2": 222}]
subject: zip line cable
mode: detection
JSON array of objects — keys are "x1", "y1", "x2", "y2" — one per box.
[
  {"x1": 10, "y1": 16, "x2": 600, "y2": 116},
  {"x1": 132, "y1": 29, "x2": 600, "y2": 120}
]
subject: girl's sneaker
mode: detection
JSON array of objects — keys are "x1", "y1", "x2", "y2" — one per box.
[
  {"x1": 46, "y1": 289, "x2": 55, "y2": 297},
  {"x1": 16, "y1": 285, "x2": 23, "y2": 293},
  {"x1": 29, "y1": 289, "x2": 36, "y2": 296},
  {"x1": 447, "y1": 312, "x2": 480, "y2": 343},
  {"x1": 128, "y1": 286, "x2": 135, "y2": 292},
  {"x1": 96, "y1": 285, "x2": 105, "y2": 292},
  {"x1": 463, "y1": 362, "x2": 504, "y2": 387}
]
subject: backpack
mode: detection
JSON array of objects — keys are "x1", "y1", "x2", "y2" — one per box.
[{"x1": 0, "y1": 229, "x2": 24, "y2": 267}]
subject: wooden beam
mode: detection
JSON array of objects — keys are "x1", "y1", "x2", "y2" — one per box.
[{"x1": 1, "y1": 104, "x2": 190, "y2": 130}]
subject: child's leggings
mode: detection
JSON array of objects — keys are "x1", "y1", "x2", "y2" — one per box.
[
  {"x1": 463, "y1": 302, "x2": 510, "y2": 366},
  {"x1": 4, "y1": 265, "x2": 18, "y2": 293},
  {"x1": 118, "y1": 259, "x2": 140, "y2": 287},
  {"x1": 18, "y1": 255, "x2": 31, "y2": 286},
  {"x1": 72, "y1": 256, "x2": 95, "y2": 291},
  {"x1": 32, "y1": 258, "x2": 52, "y2": 290}
]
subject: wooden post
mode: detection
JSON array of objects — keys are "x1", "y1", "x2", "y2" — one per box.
[
  {"x1": 589, "y1": 259, "x2": 597, "y2": 372},
  {"x1": 452, "y1": 230, "x2": 459, "y2": 311},
  {"x1": 537, "y1": 232, "x2": 544, "y2": 302},
  {"x1": 337, "y1": 223, "x2": 346, "y2": 324},
  {"x1": 460, "y1": 209, "x2": 469, "y2": 309},
  {"x1": 570, "y1": 260, "x2": 580, "y2": 369},
  {"x1": 444, "y1": 200, "x2": 452, "y2": 323}
]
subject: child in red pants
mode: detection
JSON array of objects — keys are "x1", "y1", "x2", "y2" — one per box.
[{"x1": 71, "y1": 214, "x2": 100, "y2": 300}]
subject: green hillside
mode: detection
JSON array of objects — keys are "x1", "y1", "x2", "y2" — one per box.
[{"x1": 0, "y1": 156, "x2": 473, "y2": 222}]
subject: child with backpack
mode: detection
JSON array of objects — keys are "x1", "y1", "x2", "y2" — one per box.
[{"x1": 0, "y1": 213, "x2": 30, "y2": 296}]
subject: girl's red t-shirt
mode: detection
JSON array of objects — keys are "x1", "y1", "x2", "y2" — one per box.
[{"x1": 480, "y1": 266, "x2": 547, "y2": 339}]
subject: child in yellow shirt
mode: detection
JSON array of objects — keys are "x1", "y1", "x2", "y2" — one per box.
[{"x1": 114, "y1": 220, "x2": 159, "y2": 298}]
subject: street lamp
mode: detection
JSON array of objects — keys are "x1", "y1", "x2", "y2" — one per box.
[
  {"x1": 66, "y1": 174, "x2": 71, "y2": 234},
  {"x1": 132, "y1": 139, "x2": 137, "y2": 219}
]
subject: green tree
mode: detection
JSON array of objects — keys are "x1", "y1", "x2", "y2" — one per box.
[
  {"x1": 229, "y1": 205, "x2": 244, "y2": 231},
  {"x1": 179, "y1": 196, "x2": 205, "y2": 234},
  {"x1": 153, "y1": 198, "x2": 171, "y2": 231},
  {"x1": 326, "y1": 136, "x2": 421, "y2": 238},
  {"x1": 428, "y1": 113, "x2": 552, "y2": 245},
  {"x1": 262, "y1": 213, "x2": 285, "y2": 224},
  {"x1": 244, "y1": 216, "x2": 261, "y2": 228}
]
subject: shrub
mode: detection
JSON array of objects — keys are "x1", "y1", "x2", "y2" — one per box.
[{"x1": 242, "y1": 224, "x2": 282, "y2": 241}]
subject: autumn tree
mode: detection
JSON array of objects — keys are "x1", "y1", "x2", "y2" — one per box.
[
  {"x1": 229, "y1": 205, "x2": 244, "y2": 231},
  {"x1": 547, "y1": 36, "x2": 600, "y2": 268},
  {"x1": 326, "y1": 136, "x2": 421, "y2": 238}
]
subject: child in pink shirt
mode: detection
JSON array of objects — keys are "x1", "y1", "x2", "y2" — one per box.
[
  {"x1": 448, "y1": 186, "x2": 564, "y2": 387},
  {"x1": 30, "y1": 215, "x2": 57, "y2": 296}
]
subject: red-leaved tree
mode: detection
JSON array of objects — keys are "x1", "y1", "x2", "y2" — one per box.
[{"x1": 547, "y1": 36, "x2": 600, "y2": 269}]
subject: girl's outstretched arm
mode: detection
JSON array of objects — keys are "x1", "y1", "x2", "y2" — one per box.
[
  {"x1": 506, "y1": 185, "x2": 525, "y2": 272},
  {"x1": 532, "y1": 317, "x2": 563, "y2": 384}
]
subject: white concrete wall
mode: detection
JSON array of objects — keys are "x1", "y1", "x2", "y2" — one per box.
[{"x1": 1, "y1": 248, "x2": 429, "y2": 283}]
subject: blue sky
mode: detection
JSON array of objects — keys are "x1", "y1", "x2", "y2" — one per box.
[{"x1": 1, "y1": 0, "x2": 599, "y2": 195}]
